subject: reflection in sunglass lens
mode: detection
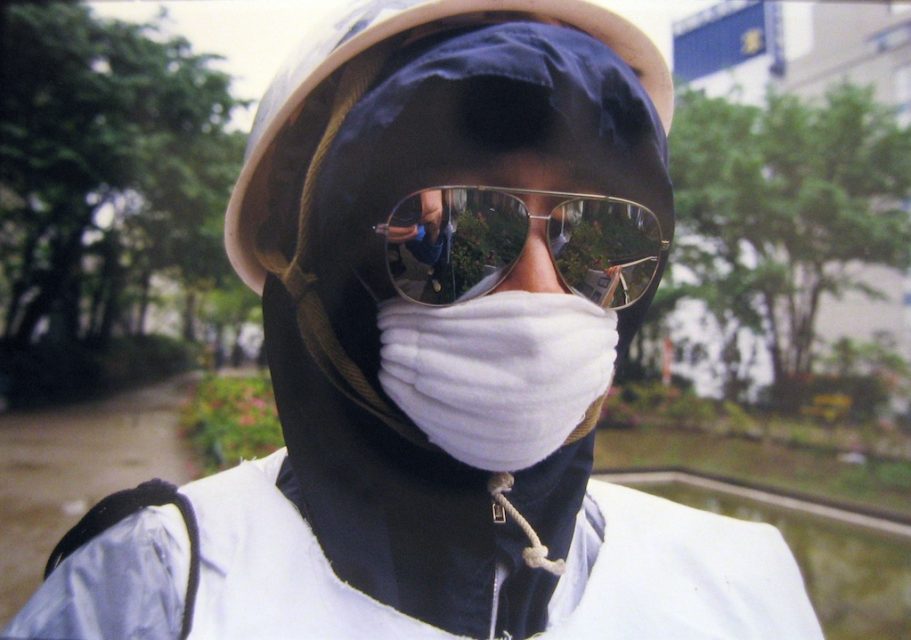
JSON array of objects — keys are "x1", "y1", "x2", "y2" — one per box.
[
  {"x1": 550, "y1": 199, "x2": 662, "y2": 309},
  {"x1": 383, "y1": 189, "x2": 663, "y2": 309},
  {"x1": 384, "y1": 189, "x2": 527, "y2": 304}
]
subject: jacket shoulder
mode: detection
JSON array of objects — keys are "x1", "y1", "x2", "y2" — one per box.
[
  {"x1": 579, "y1": 478, "x2": 824, "y2": 639},
  {"x1": 3, "y1": 495, "x2": 190, "y2": 639}
]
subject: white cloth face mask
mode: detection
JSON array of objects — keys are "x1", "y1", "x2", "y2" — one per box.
[{"x1": 377, "y1": 291, "x2": 618, "y2": 471}]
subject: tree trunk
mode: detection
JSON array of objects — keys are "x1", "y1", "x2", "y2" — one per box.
[
  {"x1": 10, "y1": 198, "x2": 93, "y2": 346},
  {"x1": 135, "y1": 268, "x2": 152, "y2": 336},
  {"x1": 11, "y1": 235, "x2": 82, "y2": 345},
  {"x1": 92, "y1": 232, "x2": 123, "y2": 348},
  {"x1": 183, "y1": 289, "x2": 197, "y2": 343},
  {"x1": 720, "y1": 325, "x2": 743, "y2": 402},
  {"x1": 3, "y1": 229, "x2": 41, "y2": 340}
]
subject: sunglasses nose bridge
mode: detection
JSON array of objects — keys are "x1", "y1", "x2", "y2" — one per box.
[{"x1": 491, "y1": 205, "x2": 567, "y2": 296}]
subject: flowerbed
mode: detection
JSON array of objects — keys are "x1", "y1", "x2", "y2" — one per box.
[{"x1": 183, "y1": 374, "x2": 284, "y2": 474}]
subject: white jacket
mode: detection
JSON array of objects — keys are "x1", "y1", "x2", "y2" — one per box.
[{"x1": 5, "y1": 449, "x2": 823, "y2": 639}]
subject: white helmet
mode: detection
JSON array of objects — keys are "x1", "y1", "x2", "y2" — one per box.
[{"x1": 225, "y1": 0, "x2": 674, "y2": 294}]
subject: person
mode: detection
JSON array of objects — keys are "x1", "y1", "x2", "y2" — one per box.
[{"x1": 4, "y1": 1, "x2": 824, "y2": 638}]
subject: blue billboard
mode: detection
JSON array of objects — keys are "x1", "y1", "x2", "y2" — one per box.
[{"x1": 673, "y1": 1, "x2": 772, "y2": 82}]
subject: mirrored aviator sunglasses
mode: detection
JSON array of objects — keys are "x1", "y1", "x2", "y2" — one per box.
[{"x1": 373, "y1": 186, "x2": 670, "y2": 310}]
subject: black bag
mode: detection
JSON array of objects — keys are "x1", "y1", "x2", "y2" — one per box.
[{"x1": 45, "y1": 479, "x2": 200, "y2": 640}]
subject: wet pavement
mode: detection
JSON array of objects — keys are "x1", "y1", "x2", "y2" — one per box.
[{"x1": 0, "y1": 373, "x2": 201, "y2": 625}]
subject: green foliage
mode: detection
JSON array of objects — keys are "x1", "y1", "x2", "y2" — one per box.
[
  {"x1": 819, "y1": 337, "x2": 911, "y2": 411},
  {"x1": 874, "y1": 462, "x2": 911, "y2": 491},
  {"x1": 198, "y1": 279, "x2": 262, "y2": 331},
  {"x1": 599, "y1": 388, "x2": 643, "y2": 429},
  {"x1": 669, "y1": 85, "x2": 911, "y2": 400},
  {"x1": 600, "y1": 382, "x2": 724, "y2": 430},
  {"x1": 99, "y1": 335, "x2": 202, "y2": 383},
  {"x1": 1, "y1": 3, "x2": 244, "y2": 347},
  {"x1": 776, "y1": 373, "x2": 891, "y2": 423},
  {"x1": 721, "y1": 400, "x2": 754, "y2": 434},
  {"x1": 0, "y1": 334, "x2": 199, "y2": 408},
  {"x1": 664, "y1": 392, "x2": 719, "y2": 429},
  {"x1": 0, "y1": 340, "x2": 102, "y2": 406},
  {"x1": 183, "y1": 375, "x2": 284, "y2": 473},
  {"x1": 595, "y1": 429, "x2": 911, "y2": 517},
  {"x1": 839, "y1": 460, "x2": 911, "y2": 496}
]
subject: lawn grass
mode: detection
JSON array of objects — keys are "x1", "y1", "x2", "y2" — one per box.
[{"x1": 594, "y1": 427, "x2": 911, "y2": 519}]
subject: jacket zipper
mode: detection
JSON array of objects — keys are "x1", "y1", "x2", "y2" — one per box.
[{"x1": 488, "y1": 561, "x2": 509, "y2": 640}]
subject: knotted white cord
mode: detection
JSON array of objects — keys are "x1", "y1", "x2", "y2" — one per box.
[{"x1": 487, "y1": 473, "x2": 566, "y2": 576}]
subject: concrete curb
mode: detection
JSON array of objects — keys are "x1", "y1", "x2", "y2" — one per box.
[{"x1": 593, "y1": 467, "x2": 911, "y2": 539}]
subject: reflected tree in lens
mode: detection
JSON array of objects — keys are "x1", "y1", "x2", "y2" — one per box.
[
  {"x1": 445, "y1": 211, "x2": 486, "y2": 301},
  {"x1": 442, "y1": 190, "x2": 525, "y2": 302},
  {"x1": 553, "y1": 201, "x2": 661, "y2": 308}
]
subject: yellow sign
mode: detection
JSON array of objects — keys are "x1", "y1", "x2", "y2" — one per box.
[{"x1": 741, "y1": 28, "x2": 764, "y2": 55}]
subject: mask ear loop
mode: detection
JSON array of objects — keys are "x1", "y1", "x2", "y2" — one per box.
[{"x1": 254, "y1": 41, "x2": 432, "y2": 450}]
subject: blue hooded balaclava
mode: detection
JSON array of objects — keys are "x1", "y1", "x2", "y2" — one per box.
[{"x1": 263, "y1": 22, "x2": 674, "y2": 639}]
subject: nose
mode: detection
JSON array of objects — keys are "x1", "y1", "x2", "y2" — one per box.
[{"x1": 492, "y1": 215, "x2": 568, "y2": 295}]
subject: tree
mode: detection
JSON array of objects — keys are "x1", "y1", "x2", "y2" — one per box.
[
  {"x1": 198, "y1": 279, "x2": 262, "y2": 368},
  {"x1": 121, "y1": 128, "x2": 247, "y2": 342},
  {"x1": 0, "y1": 3, "x2": 241, "y2": 346},
  {"x1": 670, "y1": 85, "x2": 911, "y2": 400}
]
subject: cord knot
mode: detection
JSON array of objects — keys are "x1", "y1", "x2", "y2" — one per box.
[
  {"x1": 487, "y1": 472, "x2": 566, "y2": 577},
  {"x1": 522, "y1": 546, "x2": 566, "y2": 576},
  {"x1": 487, "y1": 472, "x2": 514, "y2": 496},
  {"x1": 281, "y1": 265, "x2": 318, "y2": 302}
]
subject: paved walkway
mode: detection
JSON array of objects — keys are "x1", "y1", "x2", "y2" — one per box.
[{"x1": 0, "y1": 373, "x2": 201, "y2": 625}]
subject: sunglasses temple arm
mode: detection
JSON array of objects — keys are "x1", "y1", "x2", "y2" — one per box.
[{"x1": 603, "y1": 267, "x2": 623, "y2": 307}]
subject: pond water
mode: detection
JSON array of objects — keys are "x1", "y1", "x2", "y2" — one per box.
[{"x1": 635, "y1": 483, "x2": 911, "y2": 640}]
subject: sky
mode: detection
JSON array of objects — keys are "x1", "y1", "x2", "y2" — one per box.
[{"x1": 88, "y1": 0, "x2": 718, "y2": 131}]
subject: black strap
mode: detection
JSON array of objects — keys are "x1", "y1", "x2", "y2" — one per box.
[{"x1": 45, "y1": 479, "x2": 201, "y2": 640}]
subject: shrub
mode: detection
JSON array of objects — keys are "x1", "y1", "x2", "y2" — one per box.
[
  {"x1": 772, "y1": 373, "x2": 890, "y2": 423},
  {"x1": 622, "y1": 382, "x2": 681, "y2": 413},
  {"x1": 599, "y1": 388, "x2": 641, "y2": 429},
  {"x1": 99, "y1": 335, "x2": 201, "y2": 387},
  {"x1": 663, "y1": 391, "x2": 718, "y2": 429},
  {"x1": 183, "y1": 374, "x2": 284, "y2": 473},
  {"x1": 598, "y1": 382, "x2": 721, "y2": 430},
  {"x1": 0, "y1": 340, "x2": 102, "y2": 407},
  {"x1": 721, "y1": 400, "x2": 755, "y2": 435},
  {"x1": 0, "y1": 334, "x2": 200, "y2": 409}
]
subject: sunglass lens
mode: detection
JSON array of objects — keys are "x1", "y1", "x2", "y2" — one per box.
[
  {"x1": 385, "y1": 189, "x2": 527, "y2": 304},
  {"x1": 550, "y1": 199, "x2": 662, "y2": 309}
]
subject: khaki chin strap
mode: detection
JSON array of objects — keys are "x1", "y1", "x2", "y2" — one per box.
[
  {"x1": 254, "y1": 40, "x2": 607, "y2": 455},
  {"x1": 254, "y1": 43, "x2": 431, "y2": 450},
  {"x1": 564, "y1": 389, "x2": 608, "y2": 445}
]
